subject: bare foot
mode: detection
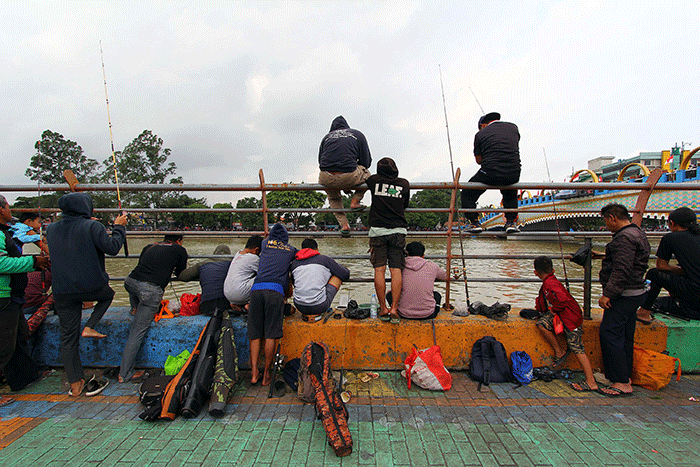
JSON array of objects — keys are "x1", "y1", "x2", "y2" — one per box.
[
  {"x1": 251, "y1": 369, "x2": 260, "y2": 385},
  {"x1": 636, "y1": 307, "x2": 654, "y2": 324},
  {"x1": 82, "y1": 327, "x2": 106, "y2": 339},
  {"x1": 261, "y1": 370, "x2": 272, "y2": 386},
  {"x1": 69, "y1": 379, "x2": 85, "y2": 397},
  {"x1": 82, "y1": 301, "x2": 95, "y2": 309}
]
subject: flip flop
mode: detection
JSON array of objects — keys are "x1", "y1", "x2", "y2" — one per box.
[
  {"x1": 390, "y1": 315, "x2": 401, "y2": 324},
  {"x1": 340, "y1": 229, "x2": 351, "y2": 238},
  {"x1": 636, "y1": 316, "x2": 654, "y2": 325},
  {"x1": 551, "y1": 349, "x2": 571, "y2": 369},
  {"x1": 378, "y1": 313, "x2": 391, "y2": 322},
  {"x1": 569, "y1": 381, "x2": 597, "y2": 392},
  {"x1": 597, "y1": 386, "x2": 633, "y2": 397},
  {"x1": 351, "y1": 205, "x2": 367, "y2": 212},
  {"x1": 0, "y1": 396, "x2": 15, "y2": 408}
]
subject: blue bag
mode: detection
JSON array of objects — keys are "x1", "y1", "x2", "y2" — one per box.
[{"x1": 510, "y1": 351, "x2": 533, "y2": 385}]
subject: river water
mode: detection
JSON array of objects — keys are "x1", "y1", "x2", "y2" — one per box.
[{"x1": 94, "y1": 234, "x2": 654, "y2": 310}]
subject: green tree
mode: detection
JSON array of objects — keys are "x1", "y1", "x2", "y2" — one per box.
[
  {"x1": 26, "y1": 130, "x2": 101, "y2": 185},
  {"x1": 316, "y1": 194, "x2": 367, "y2": 229},
  {"x1": 267, "y1": 189, "x2": 326, "y2": 230},
  {"x1": 164, "y1": 194, "x2": 210, "y2": 230},
  {"x1": 235, "y1": 197, "x2": 263, "y2": 231},
  {"x1": 211, "y1": 202, "x2": 234, "y2": 230},
  {"x1": 406, "y1": 189, "x2": 452, "y2": 230},
  {"x1": 102, "y1": 130, "x2": 183, "y2": 224}
]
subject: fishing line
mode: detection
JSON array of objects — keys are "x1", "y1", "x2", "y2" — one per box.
[
  {"x1": 542, "y1": 148, "x2": 570, "y2": 290},
  {"x1": 439, "y1": 65, "x2": 470, "y2": 308},
  {"x1": 100, "y1": 41, "x2": 128, "y2": 257}
]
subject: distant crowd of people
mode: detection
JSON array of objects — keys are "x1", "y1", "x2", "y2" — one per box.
[{"x1": 0, "y1": 113, "x2": 698, "y2": 401}]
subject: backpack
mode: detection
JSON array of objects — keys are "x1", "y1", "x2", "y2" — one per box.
[
  {"x1": 139, "y1": 374, "x2": 175, "y2": 407},
  {"x1": 284, "y1": 358, "x2": 301, "y2": 392},
  {"x1": 469, "y1": 336, "x2": 513, "y2": 390},
  {"x1": 301, "y1": 341, "x2": 353, "y2": 457},
  {"x1": 510, "y1": 351, "x2": 534, "y2": 386}
]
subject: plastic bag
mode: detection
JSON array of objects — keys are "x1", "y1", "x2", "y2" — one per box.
[
  {"x1": 164, "y1": 349, "x2": 192, "y2": 375},
  {"x1": 631, "y1": 346, "x2": 681, "y2": 390},
  {"x1": 402, "y1": 345, "x2": 452, "y2": 391},
  {"x1": 180, "y1": 293, "x2": 202, "y2": 316}
]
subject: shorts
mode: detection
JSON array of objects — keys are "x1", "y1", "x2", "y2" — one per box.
[
  {"x1": 369, "y1": 234, "x2": 406, "y2": 269},
  {"x1": 536, "y1": 313, "x2": 585, "y2": 354},
  {"x1": 247, "y1": 289, "x2": 286, "y2": 340},
  {"x1": 295, "y1": 283, "x2": 339, "y2": 315}
]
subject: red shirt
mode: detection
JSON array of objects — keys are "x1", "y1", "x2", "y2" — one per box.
[{"x1": 536, "y1": 273, "x2": 583, "y2": 330}]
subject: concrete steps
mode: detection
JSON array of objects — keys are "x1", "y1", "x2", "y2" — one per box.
[{"x1": 29, "y1": 307, "x2": 671, "y2": 372}]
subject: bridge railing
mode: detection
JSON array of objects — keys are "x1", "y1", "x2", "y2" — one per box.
[{"x1": 4, "y1": 167, "x2": 699, "y2": 319}]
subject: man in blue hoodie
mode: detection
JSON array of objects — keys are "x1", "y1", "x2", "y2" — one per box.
[
  {"x1": 291, "y1": 238, "x2": 350, "y2": 316},
  {"x1": 318, "y1": 116, "x2": 372, "y2": 236},
  {"x1": 46, "y1": 192, "x2": 126, "y2": 397},
  {"x1": 248, "y1": 224, "x2": 297, "y2": 386}
]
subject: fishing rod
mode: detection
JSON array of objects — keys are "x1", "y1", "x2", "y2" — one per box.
[
  {"x1": 100, "y1": 41, "x2": 128, "y2": 257},
  {"x1": 439, "y1": 65, "x2": 470, "y2": 308},
  {"x1": 468, "y1": 86, "x2": 485, "y2": 115},
  {"x1": 542, "y1": 148, "x2": 570, "y2": 290}
]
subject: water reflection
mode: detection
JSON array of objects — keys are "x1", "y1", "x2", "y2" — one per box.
[{"x1": 101, "y1": 235, "x2": 658, "y2": 309}]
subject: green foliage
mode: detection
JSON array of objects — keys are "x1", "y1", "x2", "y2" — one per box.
[
  {"x1": 211, "y1": 203, "x2": 235, "y2": 230},
  {"x1": 267, "y1": 188, "x2": 326, "y2": 230},
  {"x1": 235, "y1": 197, "x2": 263, "y2": 231},
  {"x1": 26, "y1": 130, "x2": 101, "y2": 185},
  {"x1": 405, "y1": 189, "x2": 452, "y2": 230},
  {"x1": 163, "y1": 194, "x2": 210, "y2": 229}
]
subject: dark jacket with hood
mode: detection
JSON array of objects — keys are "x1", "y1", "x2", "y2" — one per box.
[
  {"x1": 599, "y1": 223, "x2": 650, "y2": 299},
  {"x1": 366, "y1": 158, "x2": 410, "y2": 229},
  {"x1": 46, "y1": 192, "x2": 126, "y2": 295},
  {"x1": 318, "y1": 116, "x2": 372, "y2": 173},
  {"x1": 251, "y1": 224, "x2": 297, "y2": 295}
]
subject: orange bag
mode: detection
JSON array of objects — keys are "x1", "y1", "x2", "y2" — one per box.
[
  {"x1": 180, "y1": 293, "x2": 201, "y2": 316},
  {"x1": 631, "y1": 346, "x2": 681, "y2": 390},
  {"x1": 552, "y1": 314, "x2": 564, "y2": 334}
]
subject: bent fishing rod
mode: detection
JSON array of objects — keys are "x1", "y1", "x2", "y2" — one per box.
[
  {"x1": 100, "y1": 41, "x2": 128, "y2": 257},
  {"x1": 439, "y1": 65, "x2": 470, "y2": 308},
  {"x1": 542, "y1": 148, "x2": 570, "y2": 290}
]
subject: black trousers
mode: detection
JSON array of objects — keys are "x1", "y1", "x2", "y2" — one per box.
[
  {"x1": 0, "y1": 298, "x2": 41, "y2": 391},
  {"x1": 642, "y1": 268, "x2": 700, "y2": 314},
  {"x1": 54, "y1": 285, "x2": 115, "y2": 384},
  {"x1": 460, "y1": 170, "x2": 520, "y2": 223},
  {"x1": 599, "y1": 293, "x2": 646, "y2": 384}
]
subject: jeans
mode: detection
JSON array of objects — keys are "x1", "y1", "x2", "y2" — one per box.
[
  {"x1": 460, "y1": 170, "x2": 520, "y2": 223},
  {"x1": 120, "y1": 276, "x2": 163, "y2": 381},
  {"x1": 54, "y1": 285, "x2": 115, "y2": 384}
]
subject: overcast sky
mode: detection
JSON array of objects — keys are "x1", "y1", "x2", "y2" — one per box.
[{"x1": 2, "y1": 1, "x2": 699, "y2": 206}]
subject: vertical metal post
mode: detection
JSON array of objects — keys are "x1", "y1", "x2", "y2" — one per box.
[
  {"x1": 583, "y1": 236, "x2": 593, "y2": 319},
  {"x1": 259, "y1": 169, "x2": 269, "y2": 236},
  {"x1": 444, "y1": 171, "x2": 459, "y2": 308}
]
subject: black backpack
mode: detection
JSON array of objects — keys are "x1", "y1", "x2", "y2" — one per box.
[{"x1": 469, "y1": 336, "x2": 513, "y2": 390}]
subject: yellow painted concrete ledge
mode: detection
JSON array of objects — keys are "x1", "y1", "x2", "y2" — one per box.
[{"x1": 279, "y1": 308, "x2": 667, "y2": 370}]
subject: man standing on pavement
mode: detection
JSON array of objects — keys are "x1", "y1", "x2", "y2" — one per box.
[
  {"x1": 461, "y1": 112, "x2": 521, "y2": 233},
  {"x1": 597, "y1": 203, "x2": 650, "y2": 397},
  {"x1": 366, "y1": 157, "x2": 410, "y2": 323},
  {"x1": 636, "y1": 207, "x2": 700, "y2": 322},
  {"x1": 46, "y1": 192, "x2": 126, "y2": 397},
  {"x1": 318, "y1": 116, "x2": 372, "y2": 237},
  {"x1": 0, "y1": 195, "x2": 50, "y2": 400},
  {"x1": 119, "y1": 234, "x2": 188, "y2": 383}
]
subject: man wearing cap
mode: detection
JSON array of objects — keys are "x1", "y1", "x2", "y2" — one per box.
[
  {"x1": 636, "y1": 207, "x2": 700, "y2": 322},
  {"x1": 461, "y1": 112, "x2": 521, "y2": 233}
]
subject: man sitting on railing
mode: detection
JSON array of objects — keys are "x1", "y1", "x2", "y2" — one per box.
[
  {"x1": 223, "y1": 235, "x2": 262, "y2": 313},
  {"x1": 178, "y1": 244, "x2": 233, "y2": 316},
  {"x1": 318, "y1": 116, "x2": 372, "y2": 237},
  {"x1": 636, "y1": 207, "x2": 700, "y2": 322},
  {"x1": 461, "y1": 112, "x2": 521, "y2": 234},
  {"x1": 366, "y1": 157, "x2": 410, "y2": 323},
  {"x1": 291, "y1": 238, "x2": 350, "y2": 316}
]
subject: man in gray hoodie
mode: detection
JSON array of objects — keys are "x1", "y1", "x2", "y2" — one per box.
[
  {"x1": 46, "y1": 192, "x2": 126, "y2": 397},
  {"x1": 318, "y1": 116, "x2": 372, "y2": 235}
]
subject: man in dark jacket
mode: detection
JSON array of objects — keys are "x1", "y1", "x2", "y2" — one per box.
[
  {"x1": 178, "y1": 244, "x2": 232, "y2": 316},
  {"x1": 366, "y1": 157, "x2": 410, "y2": 323},
  {"x1": 597, "y1": 203, "x2": 650, "y2": 396},
  {"x1": 46, "y1": 192, "x2": 126, "y2": 397},
  {"x1": 461, "y1": 112, "x2": 521, "y2": 233},
  {"x1": 119, "y1": 235, "x2": 188, "y2": 383},
  {"x1": 248, "y1": 223, "x2": 297, "y2": 386},
  {"x1": 0, "y1": 195, "x2": 50, "y2": 399},
  {"x1": 291, "y1": 238, "x2": 350, "y2": 315},
  {"x1": 318, "y1": 116, "x2": 372, "y2": 236}
]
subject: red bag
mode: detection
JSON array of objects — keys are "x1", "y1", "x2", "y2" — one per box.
[
  {"x1": 180, "y1": 293, "x2": 201, "y2": 316},
  {"x1": 403, "y1": 345, "x2": 452, "y2": 391},
  {"x1": 553, "y1": 314, "x2": 564, "y2": 334}
]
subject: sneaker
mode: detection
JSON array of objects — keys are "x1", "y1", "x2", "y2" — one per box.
[
  {"x1": 85, "y1": 377, "x2": 109, "y2": 397},
  {"x1": 467, "y1": 222, "x2": 483, "y2": 233},
  {"x1": 504, "y1": 222, "x2": 520, "y2": 234}
]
